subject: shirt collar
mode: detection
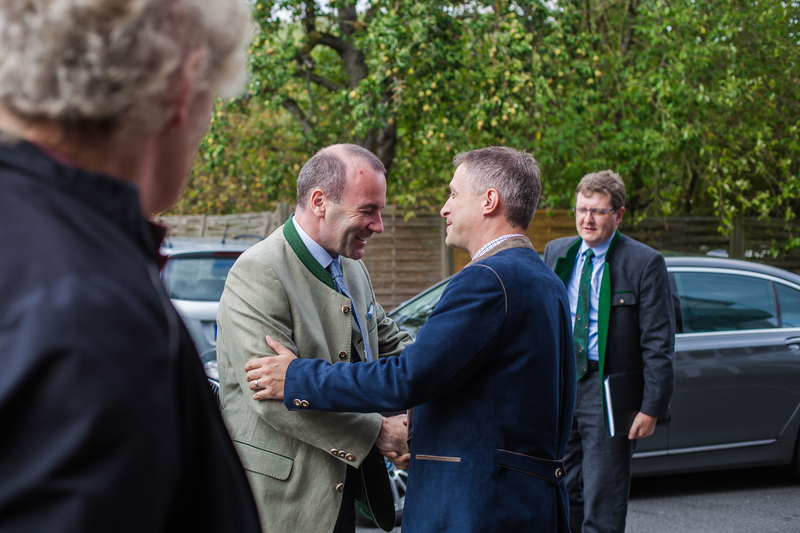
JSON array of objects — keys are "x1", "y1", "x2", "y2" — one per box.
[
  {"x1": 291, "y1": 216, "x2": 336, "y2": 269},
  {"x1": 472, "y1": 233, "x2": 526, "y2": 260},
  {"x1": 579, "y1": 235, "x2": 613, "y2": 262}
]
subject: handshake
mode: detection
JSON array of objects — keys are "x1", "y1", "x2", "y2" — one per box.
[{"x1": 375, "y1": 414, "x2": 411, "y2": 470}]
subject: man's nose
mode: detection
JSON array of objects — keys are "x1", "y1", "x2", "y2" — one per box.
[
  {"x1": 440, "y1": 201, "x2": 449, "y2": 218},
  {"x1": 370, "y1": 211, "x2": 384, "y2": 233}
]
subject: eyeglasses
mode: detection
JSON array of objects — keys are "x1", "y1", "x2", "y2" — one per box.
[{"x1": 572, "y1": 207, "x2": 617, "y2": 217}]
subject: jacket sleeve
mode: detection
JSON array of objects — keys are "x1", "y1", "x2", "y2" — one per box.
[
  {"x1": 217, "y1": 252, "x2": 381, "y2": 465},
  {"x1": 637, "y1": 252, "x2": 676, "y2": 417},
  {"x1": 542, "y1": 241, "x2": 554, "y2": 266},
  {"x1": 283, "y1": 264, "x2": 507, "y2": 413}
]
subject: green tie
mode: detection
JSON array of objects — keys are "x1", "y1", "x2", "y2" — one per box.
[{"x1": 574, "y1": 248, "x2": 595, "y2": 380}]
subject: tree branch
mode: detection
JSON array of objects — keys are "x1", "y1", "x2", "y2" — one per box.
[
  {"x1": 620, "y1": 0, "x2": 639, "y2": 57},
  {"x1": 302, "y1": 72, "x2": 344, "y2": 92},
  {"x1": 317, "y1": 31, "x2": 348, "y2": 54},
  {"x1": 338, "y1": 3, "x2": 358, "y2": 38},
  {"x1": 281, "y1": 98, "x2": 313, "y2": 135}
]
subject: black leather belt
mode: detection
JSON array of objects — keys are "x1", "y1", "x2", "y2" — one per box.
[{"x1": 587, "y1": 360, "x2": 599, "y2": 372}]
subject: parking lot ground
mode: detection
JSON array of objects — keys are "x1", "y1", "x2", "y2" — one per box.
[
  {"x1": 627, "y1": 466, "x2": 800, "y2": 532},
  {"x1": 359, "y1": 466, "x2": 800, "y2": 532}
]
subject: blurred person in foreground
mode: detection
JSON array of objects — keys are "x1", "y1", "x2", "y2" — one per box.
[
  {"x1": 217, "y1": 144, "x2": 413, "y2": 533},
  {"x1": 0, "y1": 1, "x2": 261, "y2": 531},
  {"x1": 543, "y1": 171, "x2": 675, "y2": 533},
  {"x1": 244, "y1": 147, "x2": 577, "y2": 532}
]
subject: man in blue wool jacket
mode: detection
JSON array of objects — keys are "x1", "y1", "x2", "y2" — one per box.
[{"x1": 245, "y1": 146, "x2": 576, "y2": 532}]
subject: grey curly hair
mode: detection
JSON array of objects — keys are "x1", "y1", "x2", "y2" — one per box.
[{"x1": 0, "y1": 0, "x2": 250, "y2": 135}]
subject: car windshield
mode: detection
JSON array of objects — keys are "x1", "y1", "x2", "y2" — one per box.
[
  {"x1": 389, "y1": 280, "x2": 450, "y2": 337},
  {"x1": 162, "y1": 252, "x2": 240, "y2": 301}
]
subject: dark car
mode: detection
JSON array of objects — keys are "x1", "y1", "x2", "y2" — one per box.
[{"x1": 387, "y1": 256, "x2": 800, "y2": 478}]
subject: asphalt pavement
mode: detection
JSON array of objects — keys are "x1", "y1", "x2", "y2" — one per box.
[
  {"x1": 358, "y1": 466, "x2": 800, "y2": 532},
  {"x1": 626, "y1": 466, "x2": 800, "y2": 532}
]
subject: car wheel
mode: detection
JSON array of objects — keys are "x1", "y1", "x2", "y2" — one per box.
[
  {"x1": 792, "y1": 429, "x2": 800, "y2": 480},
  {"x1": 355, "y1": 459, "x2": 407, "y2": 527}
]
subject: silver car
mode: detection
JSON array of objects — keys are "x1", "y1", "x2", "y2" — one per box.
[
  {"x1": 387, "y1": 256, "x2": 800, "y2": 479},
  {"x1": 160, "y1": 237, "x2": 257, "y2": 380}
]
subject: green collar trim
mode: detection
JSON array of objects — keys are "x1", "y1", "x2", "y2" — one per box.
[
  {"x1": 597, "y1": 231, "x2": 622, "y2": 374},
  {"x1": 283, "y1": 215, "x2": 336, "y2": 291},
  {"x1": 553, "y1": 237, "x2": 583, "y2": 286},
  {"x1": 607, "y1": 230, "x2": 622, "y2": 256}
]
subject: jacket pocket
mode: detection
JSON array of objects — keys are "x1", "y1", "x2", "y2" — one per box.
[
  {"x1": 367, "y1": 302, "x2": 378, "y2": 333},
  {"x1": 611, "y1": 291, "x2": 636, "y2": 306},
  {"x1": 495, "y1": 449, "x2": 565, "y2": 485},
  {"x1": 415, "y1": 454, "x2": 462, "y2": 463},
  {"x1": 233, "y1": 441, "x2": 293, "y2": 481}
]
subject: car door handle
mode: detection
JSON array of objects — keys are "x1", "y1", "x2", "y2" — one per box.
[{"x1": 785, "y1": 337, "x2": 800, "y2": 350}]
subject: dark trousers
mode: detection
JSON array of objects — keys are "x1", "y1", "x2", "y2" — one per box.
[
  {"x1": 565, "y1": 369, "x2": 635, "y2": 533},
  {"x1": 332, "y1": 465, "x2": 356, "y2": 533}
]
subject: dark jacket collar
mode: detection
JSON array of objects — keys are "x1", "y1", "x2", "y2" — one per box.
[
  {"x1": 0, "y1": 138, "x2": 164, "y2": 264},
  {"x1": 466, "y1": 235, "x2": 535, "y2": 267}
]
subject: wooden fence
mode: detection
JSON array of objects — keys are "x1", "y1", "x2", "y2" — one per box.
[
  {"x1": 156, "y1": 206, "x2": 800, "y2": 310},
  {"x1": 153, "y1": 205, "x2": 292, "y2": 241},
  {"x1": 155, "y1": 204, "x2": 448, "y2": 310}
]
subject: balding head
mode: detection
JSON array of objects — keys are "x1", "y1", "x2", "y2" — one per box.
[{"x1": 296, "y1": 144, "x2": 386, "y2": 209}]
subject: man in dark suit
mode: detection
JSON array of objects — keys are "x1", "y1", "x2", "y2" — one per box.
[
  {"x1": 542, "y1": 170, "x2": 675, "y2": 533},
  {"x1": 245, "y1": 146, "x2": 577, "y2": 532},
  {"x1": 0, "y1": 1, "x2": 261, "y2": 531}
]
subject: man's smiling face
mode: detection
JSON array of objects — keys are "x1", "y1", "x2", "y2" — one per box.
[
  {"x1": 440, "y1": 163, "x2": 485, "y2": 256},
  {"x1": 318, "y1": 159, "x2": 386, "y2": 260}
]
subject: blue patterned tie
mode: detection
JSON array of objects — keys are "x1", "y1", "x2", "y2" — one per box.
[
  {"x1": 328, "y1": 258, "x2": 373, "y2": 362},
  {"x1": 574, "y1": 248, "x2": 595, "y2": 380}
]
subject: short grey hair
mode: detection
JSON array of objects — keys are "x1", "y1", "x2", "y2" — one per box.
[
  {"x1": 576, "y1": 170, "x2": 626, "y2": 211},
  {"x1": 0, "y1": 0, "x2": 250, "y2": 135},
  {"x1": 296, "y1": 144, "x2": 386, "y2": 207},
  {"x1": 452, "y1": 146, "x2": 541, "y2": 230}
]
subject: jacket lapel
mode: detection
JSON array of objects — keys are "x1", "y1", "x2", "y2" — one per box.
[
  {"x1": 597, "y1": 231, "x2": 622, "y2": 376},
  {"x1": 283, "y1": 215, "x2": 337, "y2": 291},
  {"x1": 553, "y1": 238, "x2": 582, "y2": 286}
]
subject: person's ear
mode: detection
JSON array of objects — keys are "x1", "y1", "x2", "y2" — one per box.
[
  {"x1": 168, "y1": 48, "x2": 207, "y2": 129},
  {"x1": 309, "y1": 188, "x2": 327, "y2": 218},
  {"x1": 483, "y1": 188, "x2": 500, "y2": 215}
]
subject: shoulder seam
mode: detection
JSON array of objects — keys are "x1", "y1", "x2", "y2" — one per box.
[{"x1": 471, "y1": 264, "x2": 508, "y2": 317}]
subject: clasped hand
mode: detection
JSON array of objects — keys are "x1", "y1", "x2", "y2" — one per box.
[
  {"x1": 244, "y1": 335, "x2": 410, "y2": 469},
  {"x1": 245, "y1": 335, "x2": 296, "y2": 400}
]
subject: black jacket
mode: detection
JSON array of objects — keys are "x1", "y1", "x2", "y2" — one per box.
[{"x1": 0, "y1": 140, "x2": 261, "y2": 532}]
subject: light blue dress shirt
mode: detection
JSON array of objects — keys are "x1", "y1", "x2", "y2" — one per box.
[
  {"x1": 291, "y1": 215, "x2": 376, "y2": 347},
  {"x1": 566, "y1": 237, "x2": 613, "y2": 361},
  {"x1": 292, "y1": 215, "x2": 335, "y2": 269}
]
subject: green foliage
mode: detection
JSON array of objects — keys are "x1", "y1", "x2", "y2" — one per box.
[{"x1": 171, "y1": 0, "x2": 800, "y2": 239}]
